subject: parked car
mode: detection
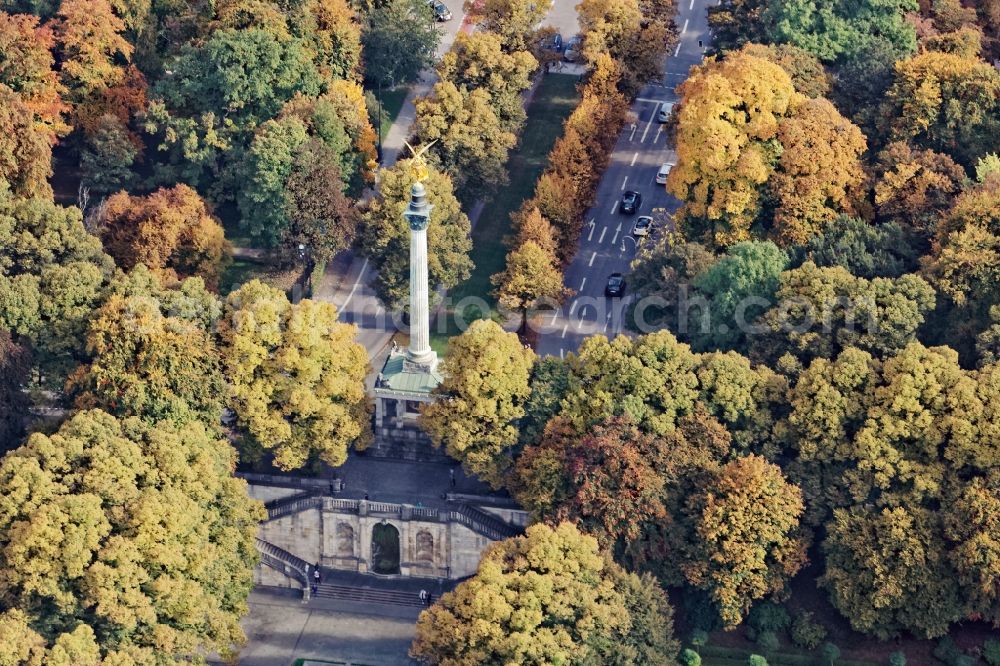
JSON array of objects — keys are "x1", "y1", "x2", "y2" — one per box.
[
  {"x1": 605, "y1": 273, "x2": 626, "y2": 297},
  {"x1": 428, "y1": 0, "x2": 452, "y2": 21},
  {"x1": 632, "y1": 215, "x2": 653, "y2": 237},
  {"x1": 656, "y1": 101, "x2": 674, "y2": 122},
  {"x1": 655, "y1": 162, "x2": 673, "y2": 184},
  {"x1": 563, "y1": 36, "x2": 581, "y2": 62},
  {"x1": 619, "y1": 190, "x2": 642, "y2": 214}
]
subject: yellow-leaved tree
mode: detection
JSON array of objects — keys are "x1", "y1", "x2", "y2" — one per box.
[
  {"x1": 667, "y1": 52, "x2": 801, "y2": 248},
  {"x1": 0, "y1": 410, "x2": 265, "y2": 663},
  {"x1": 219, "y1": 279, "x2": 370, "y2": 470},
  {"x1": 419, "y1": 319, "x2": 535, "y2": 486},
  {"x1": 410, "y1": 522, "x2": 679, "y2": 665}
]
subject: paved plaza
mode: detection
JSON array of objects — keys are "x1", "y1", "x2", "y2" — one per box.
[{"x1": 229, "y1": 589, "x2": 421, "y2": 666}]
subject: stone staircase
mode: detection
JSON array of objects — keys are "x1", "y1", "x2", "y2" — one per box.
[{"x1": 312, "y1": 583, "x2": 428, "y2": 608}]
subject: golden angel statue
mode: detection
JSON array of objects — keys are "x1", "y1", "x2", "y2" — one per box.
[{"x1": 404, "y1": 140, "x2": 436, "y2": 183}]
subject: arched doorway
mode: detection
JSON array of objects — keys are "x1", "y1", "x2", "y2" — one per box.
[{"x1": 371, "y1": 523, "x2": 400, "y2": 574}]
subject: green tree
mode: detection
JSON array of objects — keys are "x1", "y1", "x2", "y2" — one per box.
[
  {"x1": 239, "y1": 116, "x2": 358, "y2": 260},
  {"x1": 789, "y1": 215, "x2": 919, "y2": 279},
  {"x1": 822, "y1": 507, "x2": 963, "y2": 639},
  {"x1": 145, "y1": 27, "x2": 324, "y2": 190},
  {"x1": 0, "y1": 410, "x2": 265, "y2": 661},
  {"x1": 492, "y1": 240, "x2": 569, "y2": 334},
  {"x1": 362, "y1": 0, "x2": 440, "y2": 87},
  {"x1": 420, "y1": 319, "x2": 535, "y2": 486},
  {"x1": 79, "y1": 113, "x2": 138, "y2": 194},
  {"x1": 763, "y1": 0, "x2": 918, "y2": 63},
  {"x1": 219, "y1": 280, "x2": 370, "y2": 470},
  {"x1": 358, "y1": 158, "x2": 472, "y2": 308},
  {"x1": 67, "y1": 285, "x2": 225, "y2": 427},
  {"x1": 0, "y1": 329, "x2": 29, "y2": 449},
  {"x1": 681, "y1": 455, "x2": 807, "y2": 627},
  {"x1": 751, "y1": 262, "x2": 935, "y2": 366},
  {"x1": 690, "y1": 241, "x2": 789, "y2": 352},
  {"x1": 0, "y1": 191, "x2": 114, "y2": 375},
  {"x1": 409, "y1": 522, "x2": 678, "y2": 665}
]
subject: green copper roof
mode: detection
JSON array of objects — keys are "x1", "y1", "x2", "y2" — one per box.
[{"x1": 376, "y1": 353, "x2": 443, "y2": 395}]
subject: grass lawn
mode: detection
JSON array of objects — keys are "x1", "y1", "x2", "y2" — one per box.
[
  {"x1": 449, "y1": 73, "x2": 580, "y2": 307},
  {"x1": 375, "y1": 87, "x2": 409, "y2": 146}
]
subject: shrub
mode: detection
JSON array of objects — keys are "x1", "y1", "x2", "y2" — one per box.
[
  {"x1": 757, "y1": 631, "x2": 780, "y2": 653},
  {"x1": 680, "y1": 648, "x2": 702, "y2": 666},
  {"x1": 790, "y1": 611, "x2": 827, "y2": 650},
  {"x1": 889, "y1": 651, "x2": 906, "y2": 666},
  {"x1": 935, "y1": 637, "x2": 965, "y2": 666},
  {"x1": 690, "y1": 629, "x2": 709, "y2": 649},
  {"x1": 983, "y1": 638, "x2": 1000, "y2": 666},
  {"x1": 984, "y1": 640, "x2": 1000, "y2": 666},
  {"x1": 748, "y1": 655, "x2": 769, "y2": 666},
  {"x1": 683, "y1": 588, "x2": 723, "y2": 632},
  {"x1": 821, "y1": 642, "x2": 841, "y2": 665},
  {"x1": 747, "y1": 602, "x2": 791, "y2": 641}
]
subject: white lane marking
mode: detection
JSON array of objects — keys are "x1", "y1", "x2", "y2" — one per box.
[
  {"x1": 630, "y1": 151, "x2": 639, "y2": 166},
  {"x1": 674, "y1": 42, "x2": 681, "y2": 57},
  {"x1": 589, "y1": 251, "x2": 597, "y2": 267},
  {"x1": 654, "y1": 126, "x2": 663, "y2": 144},
  {"x1": 598, "y1": 227, "x2": 607, "y2": 243},
  {"x1": 689, "y1": 0, "x2": 694, "y2": 8},
  {"x1": 641, "y1": 116, "x2": 653, "y2": 143},
  {"x1": 560, "y1": 348, "x2": 565, "y2": 359},
  {"x1": 610, "y1": 199, "x2": 618, "y2": 214},
  {"x1": 549, "y1": 309, "x2": 559, "y2": 325},
  {"x1": 569, "y1": 300, "x2": 578, "y2": 315},
  {"x1": 579, "y1": 277, "x2": 587, "y2": 290},
  {"x1": 681, "y1": 18, "x2": 689, "y2": 35},
  {"x1": 586, "y1": 218, "x2": 596, "y2": 241},
  {"x1": 577, "y1": 317, "x2": 586, "y2": 330},
  {"x1": 604, "y1": 312, "x2": 612, "y2": 332},
  {"x1": 621, "y1": 176, "x2": 629, "y2": 190},
  {"x1": 629, "y1": 124, "x2": 637, "y2": 140},
  {"x1": 560, "y1": 324, "x2": 568, "y2": 338},
  {"x1": 611, "y1": 222, "x2": 622, "y2": 245},
  {"x1": 340, "y1": 257, "x2": 369, "y2": 314},
  {"x1": 635, "y1": 97, "x2": 666, "y2": 103}
]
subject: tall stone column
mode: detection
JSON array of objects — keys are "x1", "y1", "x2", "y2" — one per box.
[{"x1": 404, "y1": 181, "x2": 437, "y2": 367}]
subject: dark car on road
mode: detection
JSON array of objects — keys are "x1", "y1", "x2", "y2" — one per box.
[
  {"x1": 605, "y1": 273, "x2": 626, "y2": 297},
  {"x1": 619, "y1": 190, "x2": 642, "y2": 214},
  {"x1": 427, "y1": 0, "x2": 452, "y2": 21},
  {"x1": 563, "y1": 36, "x2": 581, "y2": 61}
]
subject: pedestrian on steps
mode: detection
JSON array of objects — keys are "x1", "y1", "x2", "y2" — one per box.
[
  {"x1": 419, "y1": 589, "x2": 428, "y2": 606},
  {"x1": 450, "y1": 467, "x2": 456, "y2": 489},
  {"x1": 311, "y1": 566, "x2": 321, "y2": 596}
]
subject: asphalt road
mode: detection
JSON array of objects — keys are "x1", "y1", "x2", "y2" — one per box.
[{"x1": 533, "y1": 0, "x2": 710, "y2": 359}]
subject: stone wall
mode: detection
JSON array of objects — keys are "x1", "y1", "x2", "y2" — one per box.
[{"x1": 256, "y1": 502, "x2": 517, "y2": 581}]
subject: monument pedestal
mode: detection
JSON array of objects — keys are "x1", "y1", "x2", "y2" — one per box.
[{"x1": 371, "y1": 349, "x2": 447, "y2": 462}]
